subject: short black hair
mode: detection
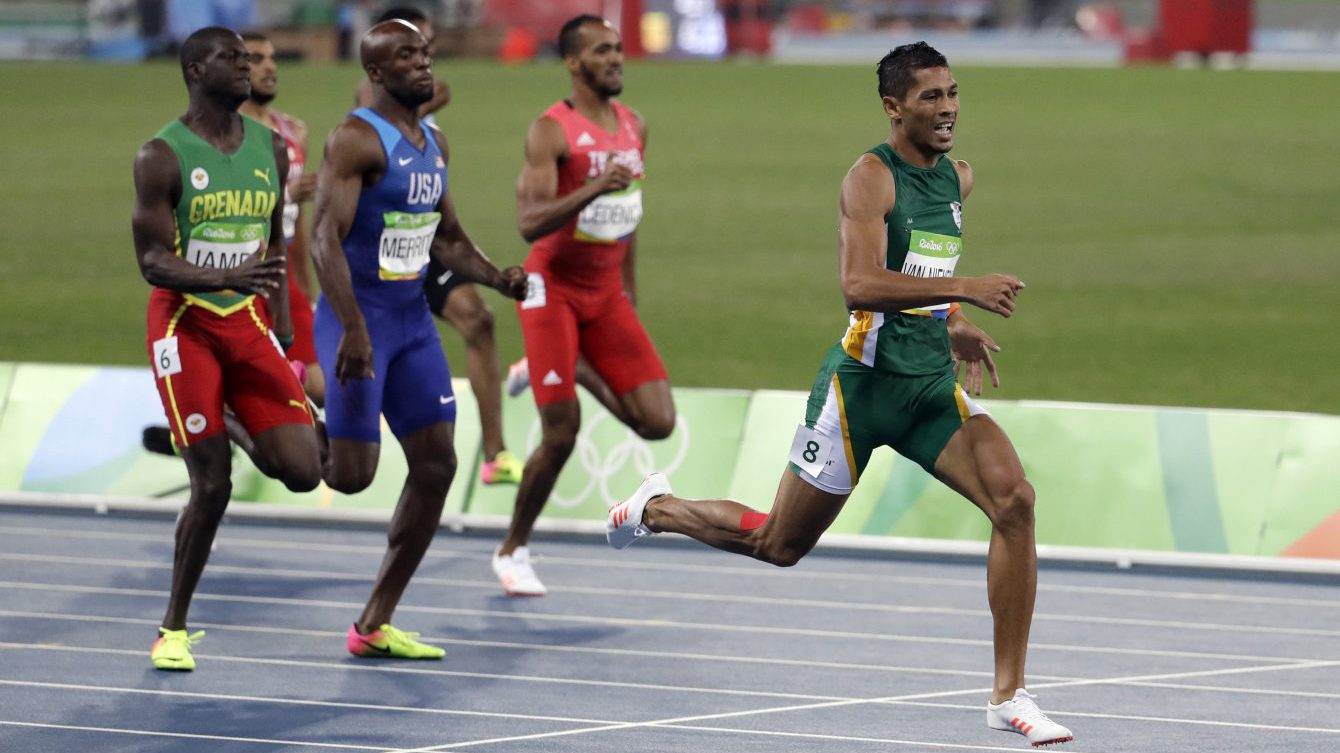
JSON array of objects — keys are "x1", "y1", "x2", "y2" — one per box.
[
  {"x1": 240, "y1": 30, "x2": 268, "y2": 44},
  {"x1": 558, "y1": 14, "x2": 607, "y2": 58},
  {"x1": 876, "y1": 42, "x2": 949, "y2": 99},
  {"x1": 180, "y1": 26, "x2": 240, "y2": 84},
  {"x1": 377, "y1": 5, "x2": 428, "y2": 25}
]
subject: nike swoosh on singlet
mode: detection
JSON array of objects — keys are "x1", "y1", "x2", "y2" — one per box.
[{"x1": 398, "y1": 157, "x2": 413, "y2": 166}]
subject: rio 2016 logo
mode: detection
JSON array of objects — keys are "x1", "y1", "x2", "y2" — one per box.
[{"x1": 523, "y1": 411, "x2": 691, "y2": 508}]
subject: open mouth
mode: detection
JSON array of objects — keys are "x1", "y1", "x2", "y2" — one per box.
[{"x1": 934, "y1": 120, "x2": 954, "y2": 136}]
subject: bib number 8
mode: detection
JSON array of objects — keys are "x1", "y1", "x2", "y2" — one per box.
[
  {"x1": 789, "y1": 425, "x2": 833, "y2": 477},
  {"x1": 802, "y1": 440, "x2": 820, "y2": 464}
]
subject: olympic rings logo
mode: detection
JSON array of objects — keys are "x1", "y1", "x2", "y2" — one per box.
[{"x1": 524, "y1": 410, "x2": 691, "y2": 508}]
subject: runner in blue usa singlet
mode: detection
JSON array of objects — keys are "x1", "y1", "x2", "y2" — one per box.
[{"x1": 314, "y1": 107, "x2": 456, "y2": 442}]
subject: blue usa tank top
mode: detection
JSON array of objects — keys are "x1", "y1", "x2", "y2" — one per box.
[{"x1": 343, "y1": 107, "x2": 448, "y2": 308}]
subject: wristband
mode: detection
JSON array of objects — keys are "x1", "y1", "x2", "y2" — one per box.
[{"x1": 277, "y1": 333, "x2": 295, "y2": 350}]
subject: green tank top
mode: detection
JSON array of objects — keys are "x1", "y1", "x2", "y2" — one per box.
[
  {"x1": 154, "y1": 116, "x2": 279, "y2": 316},
  {"x1": 839, "y1": 142, "x2": 963, "y2": 375}
]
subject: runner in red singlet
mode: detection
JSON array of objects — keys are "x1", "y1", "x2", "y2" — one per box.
[
  {"x1": 241, "y1": 31, "x2": 324, "y2": 405},
  {"x1": 491, "y1": 15, "x2": 676, "y2": 596}
]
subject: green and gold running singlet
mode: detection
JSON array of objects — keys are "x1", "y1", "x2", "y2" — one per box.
[
  {"x1": 155, "y1": 116, "x2": 279, "y2": 315},
  {"x1": 840, "y1": 143, "x2": 963, "y2": 375}
]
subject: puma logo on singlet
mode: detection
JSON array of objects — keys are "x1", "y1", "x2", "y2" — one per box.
[{"x1": 254, "y1": 168, "x2": 271, "y2": 186}]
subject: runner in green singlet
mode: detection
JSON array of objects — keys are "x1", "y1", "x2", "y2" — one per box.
[
  {"x1": 133, "y1": 27, "x2": 323, "y2": 672},
  {"x1": 605, "y1": 42, "x2": 1073, "y2": 747}
]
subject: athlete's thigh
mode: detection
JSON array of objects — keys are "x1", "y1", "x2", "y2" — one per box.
[
  {"x1": 398, "y1": 418, "x2": 457, "y2": 472},
  {"x1": 224, "y1": 314, "x2": 314, "y2": 441},
  {"x1": 932, "y1": 414, "x2": 1025, "y2": 511},
  {"x1": 146, "y1": 306, "x2": 226, "y2": 449},
  {"x1": 892, "y1": 371, "x2": 988, "y2": 475},
  {"x1": 314, "y1": 300, "x2": 393, "y2": 443},
  {"x1": 763, "y1": 469, "x2": 851, "y2": 553},
  {"x1": 616, "y1": 378, "x2": 674, "y2": 430},
  {"x1": 792, "y1": 346, "x2": 879, "y2": 495},
  {"x1": 381, "y1": 312, "x2": 456, "y2": 440},
  {"x1": 517, "y1": 280, "x2": 579, "y2": 406},
  {"x1": 286, "y1": 276, "x2": 318, "y2": 366},
  {"x1": 423, "y1": 255, "x2": 470, "y2": 317},
  {"x1": 438, "y1": 281, "x2": 486, "y2": 332},
  {"x1": 579, "y1": 293, "x2": 667, "y2": 397}
]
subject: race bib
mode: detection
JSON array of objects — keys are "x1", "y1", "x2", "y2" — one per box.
[
  {"x1": 184, "y1": 222, "x2": 264, "y2": 270},
  {"x1": 520, "y1": 272, "x2": 546, "y2": 310},
  {"x1": 282, "y1": 200, "x2": 299, "y2": 241},
  {"x1": 788, "y1": 424, "x2": 834, "y2": 477},
  {"x1": 152, "y1": 336, "x2": 182, "y2": 378},
  {"x1": 900, "y1": 230, "x2": 961, "y2": 315},
  {"x1": 378, "y1": 211, "x2": 440, "y2": 280},
  {"x1": 575, "y1": 182, "x2": 642, "y2": 244}
]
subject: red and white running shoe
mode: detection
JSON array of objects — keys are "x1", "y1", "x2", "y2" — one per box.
[
  {"x1": 607, "y1": 473, "x2": 671, "y2": 550},
  {"x1": 491, "y1": 545, "x2": 546, "y2": 597},
  {"x1": 987, "y1": 689, "x2": 1073, "y2": 747},
  {"x1": 505, "y1": 357, "x2": 530, "y2": 398}
]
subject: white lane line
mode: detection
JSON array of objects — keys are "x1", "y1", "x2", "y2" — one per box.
[
  {"x1": 4, "y1": 552, "x2": 1335, "y2": 639},
  {"x1": 0, "y1": 720, "x2": 386, "y2": 750},
  {"x1": 393, "y1": 722, "x2": 1065, "y2": 753},
  {"x1": 890, "y1": 700, "x2": 1340, "y2": 735},
  {"x1": 0, "y1": 642, "x2": 848, "y2": 702},
  {"x1": 0, "y1": 609, "x2": 1050, "y2": 681},
  {"x1": 656, "y1": 724, "x2": 1085, "y2": 753},
  {"x1": 0, "y1": 680, "x2": 618, "y2": 725},
  {"x1": 1116, "y1": 679, "x2": 1340, "y2": 700},
  {"x1": 0, "y1": 580, "x2": 1326, "y2": 664},
  {"x1": 390, "y1": 659, "x2": 1337, "y2": 752},
  {"x1": 30, "y1": 613, "x2": 1334, "y2": 701},
  {"x1": 2, "y1": 523, "x2": 1335, "y2": 610}
]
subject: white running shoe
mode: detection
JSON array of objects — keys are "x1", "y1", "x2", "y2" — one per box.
[
  {"x1": 987, "y1": 689, "x2": 1073, "y2": 747},
  {"x1": 491, "y1": 545, "x2": 546, "y2": 597},
  {"x1": 607, "y1": 473, "x2": 672, "y2": 550},
  {"x1": 505, "y1": 357, "x2": 530, "y2": 398}
]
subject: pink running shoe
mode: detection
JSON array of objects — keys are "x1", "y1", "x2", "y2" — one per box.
[
  {"x1": 505, "y1": 357, "x2": 530, "y2": 398},
  {"x1": 346, "y1": 623, "x2": 444, "y2": 659}
]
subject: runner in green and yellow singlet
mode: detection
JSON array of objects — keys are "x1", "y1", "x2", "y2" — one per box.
[
  {"x1": 605, "y1": 43, "x2": 1074, "y2": 747},
  {"x1": 132, "y1": 27, "x2": 323, "y2": 673}
]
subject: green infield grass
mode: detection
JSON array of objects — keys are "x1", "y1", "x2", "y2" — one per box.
[{"x1": 0, "y1": 60, "x2": 1335, "y2": 413}]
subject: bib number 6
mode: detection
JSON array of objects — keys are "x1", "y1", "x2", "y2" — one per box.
[{"x1": 153, "y1": 336, "x2": 183, "y2": 379}]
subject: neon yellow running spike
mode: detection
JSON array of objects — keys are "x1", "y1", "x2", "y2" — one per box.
[
  {"x1": 151, "y1": 628, "x2": 205, "y2": 671},
  {"x1": 480, "y1": 450, "x2": 524, "y2": 485},
  {"x1": 346, "y1": 624, "x2": 444, "y2": 659}
]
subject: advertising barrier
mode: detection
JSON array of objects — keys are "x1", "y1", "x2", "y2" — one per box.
[
  {"x1": 0, "y1": 362, "x2": 473, "y2": 516},
  {"x1": 1, "y1": 362, "x2": 1337, "y2": 563},
  {"x1": 466, "y1": 387, "x2": 750, "y2": 520}
]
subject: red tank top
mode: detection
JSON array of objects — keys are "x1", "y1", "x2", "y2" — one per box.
[
  {"x1": 270, "y1": 110, "x2": 306, "y2": 244},
  {"x1": 528, "y1": 99, "x2": 644, "y2": 290}
]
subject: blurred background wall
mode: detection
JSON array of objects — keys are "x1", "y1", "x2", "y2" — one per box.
[{"x1": 4, "y1": 1, "x2": 1338, "y2": 68}]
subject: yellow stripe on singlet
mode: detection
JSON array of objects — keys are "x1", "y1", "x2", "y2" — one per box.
[
  {"x1": 831, "y1": 373, "x2": 859, "y2": 483},
  {"x1": 184, "y1": 293, "x2": 255, "y2": 317},
  {"x1": 842, "y1": 310, "x2": 874, "y2": 362},
  {"x1": 245, "y1": 298, "x2": 270, "y2": 336},
  {"x1": 953, "y1": 383, "x2": 970, "y2": 423},
  {"x1": 163, "y1": 301, "x2": 193, "y2": 446}
]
